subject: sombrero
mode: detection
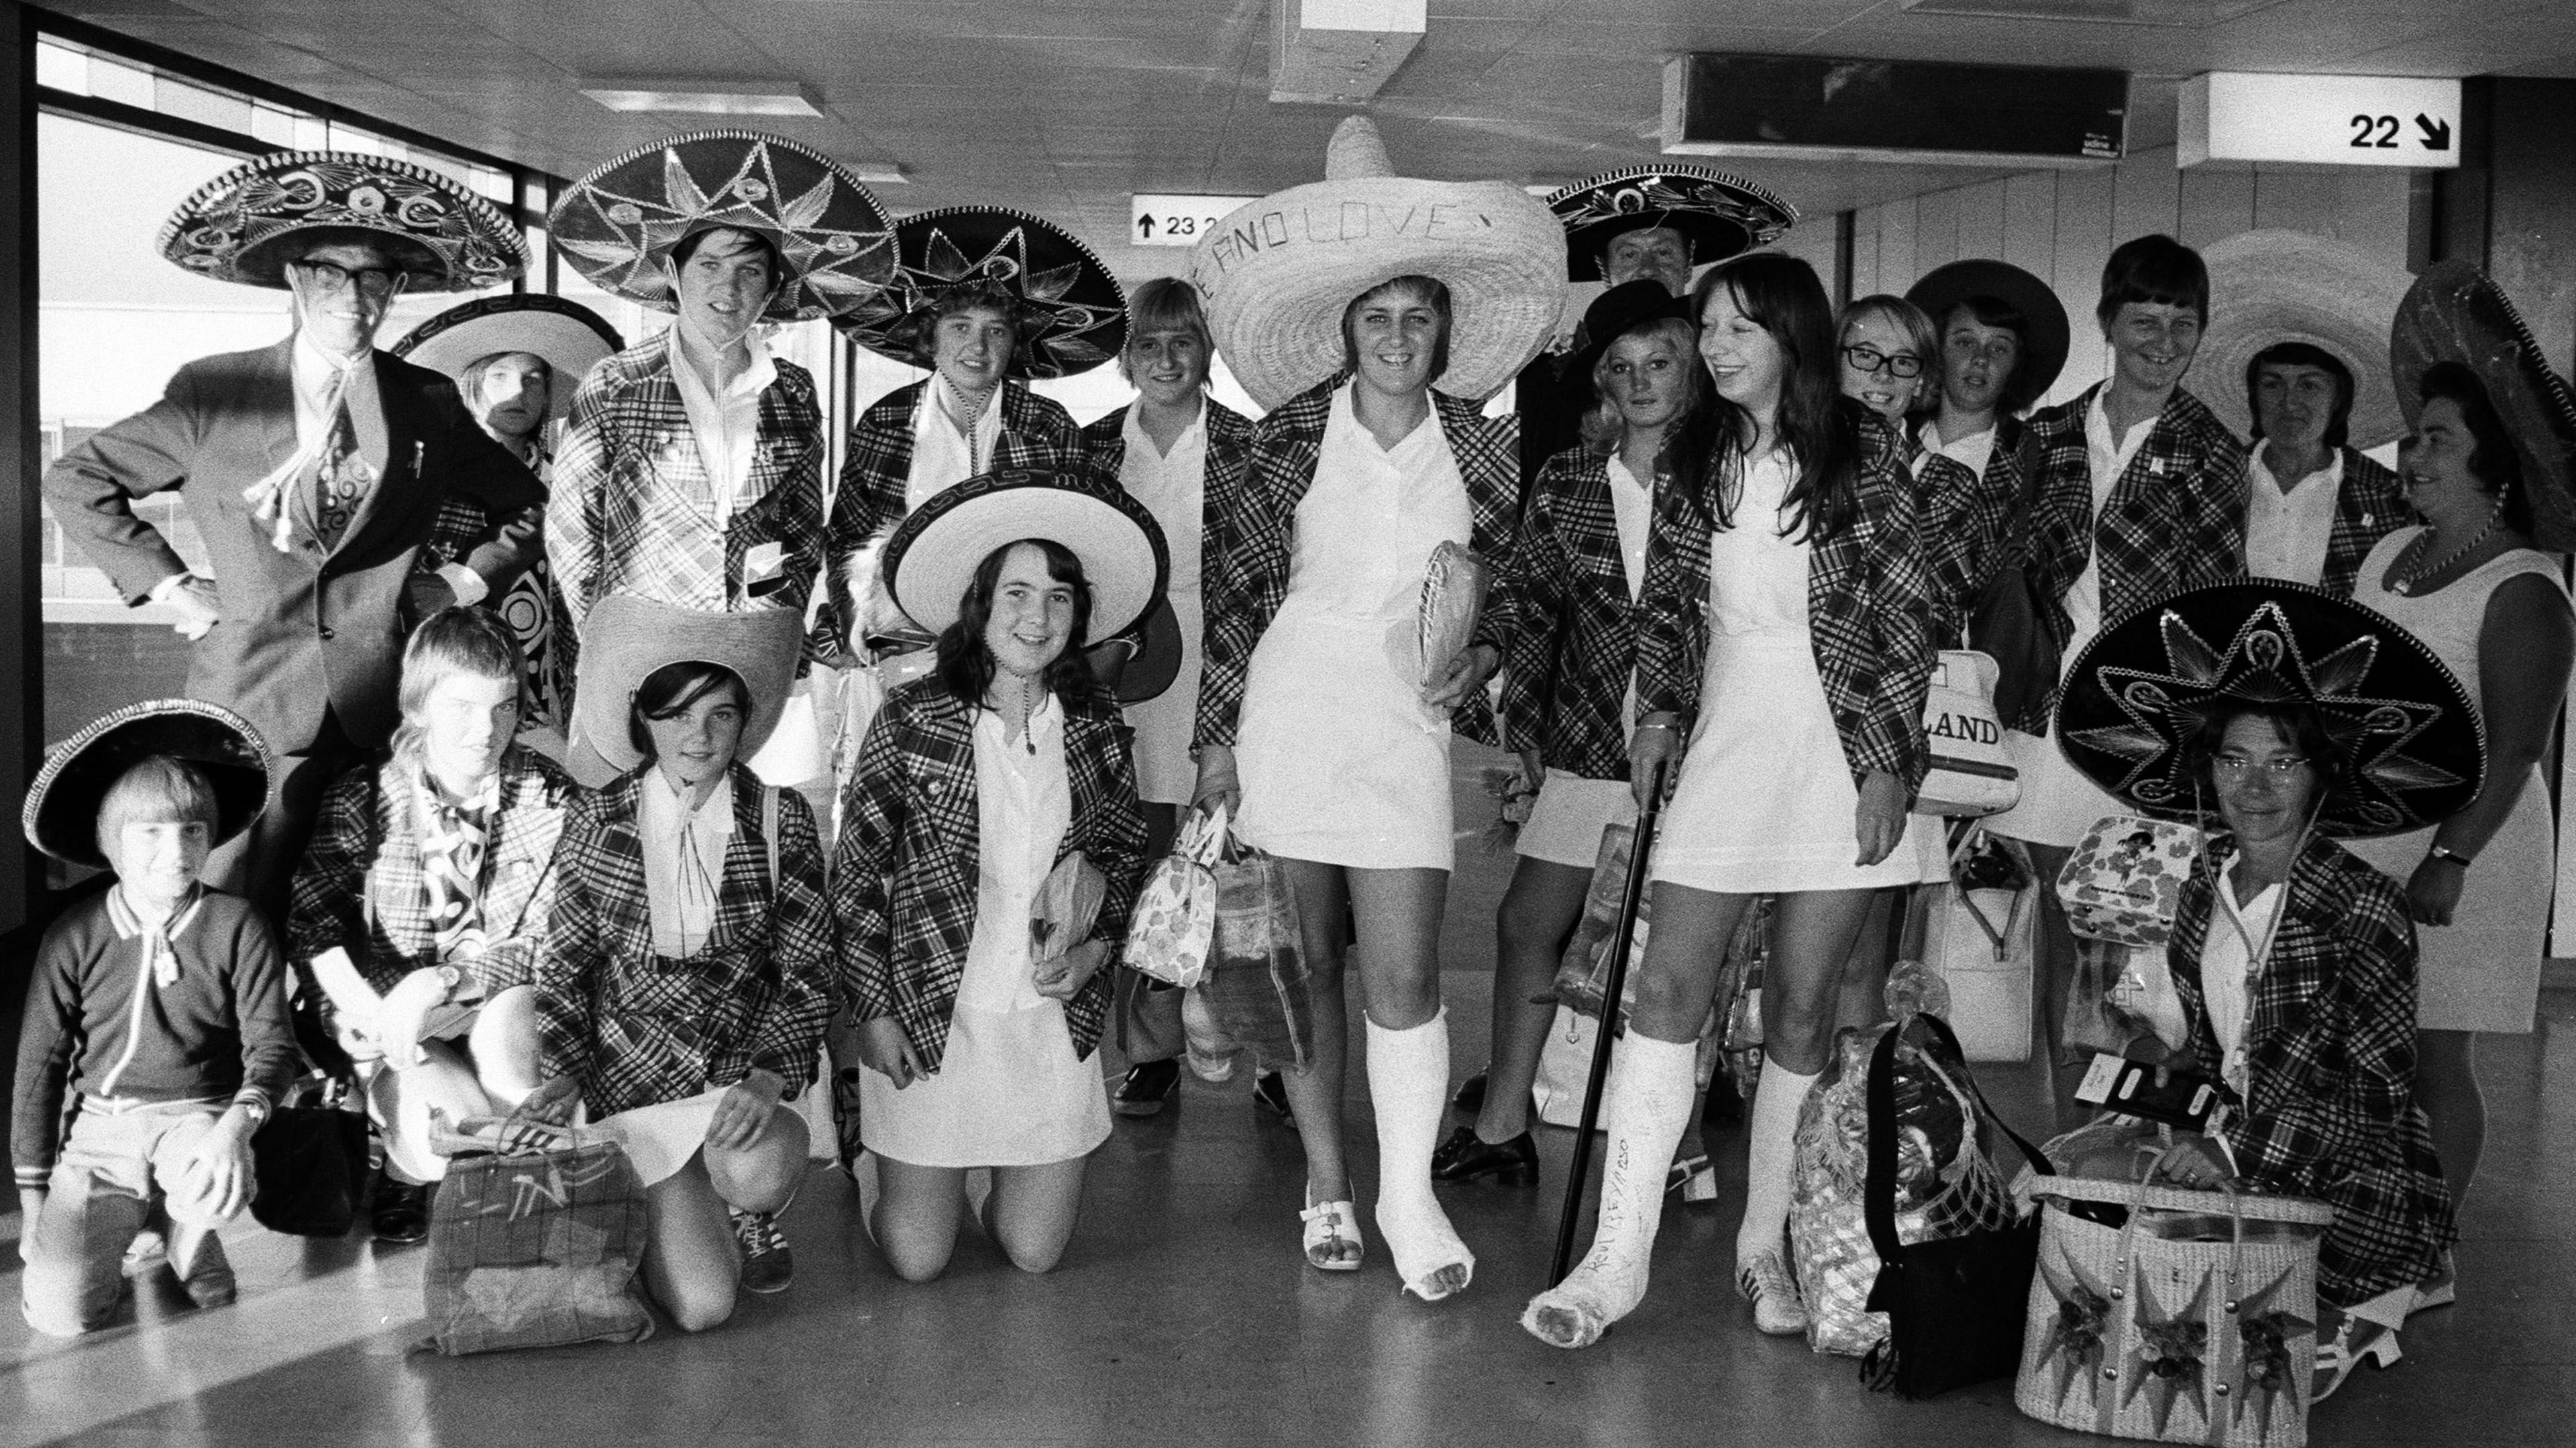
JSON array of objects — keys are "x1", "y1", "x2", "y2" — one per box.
[
  {"x1": 390, "y1": 294, "x2": 624, "y2": 422},
  {"x1": 1904, "y1": 258, "x2": 2072, "y2": 410},
  {"x1": 1568, "y1": 279, "x2": 1694, "y2": 389},
  {"x1": 2392, "y1": 260, "x2": 2576, "y2": 552},
  {"x1": 1189, "y1": 115, "x2": 1566, "y2": 411},
  {"x1": 25, "y1": 700, "x2": 274, "y2": 869},
  {"x1": 568, "y1": 598, "x2": 804, "y2": 781},
  {"x1": 1545, "y1": 166, "x2": 1797, "y2": 284},
  {"x1": 883, "y1": 469, "x2": 1168, "y2": 640},
  {"x1": 549, "y1": 129, "x2": 896, "y2": 323},
  {"x1": 1098, "y1": 596, "x2": 1184, "y2": 706},
  {"x1": 833, "y1": 207, "x2": 1128, "y2": 380},
  {"x1": 2057, "y1": 581, "x2": 2484, "y2": 838},
  {"x1": 2198, "y1": 230, "x2": 2412, "y2": 449},
  {"x1": 157, "y1": 151, "x2": 527, "y2": 292}
]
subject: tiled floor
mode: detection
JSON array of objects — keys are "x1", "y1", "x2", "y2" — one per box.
[{"x1": 4, "y1": 746, "x2": 2571, "y2": 1446}]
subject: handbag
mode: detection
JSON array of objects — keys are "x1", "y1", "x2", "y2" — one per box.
[
  {"x1": 1113, "y1": 966, "x2": 1187, "y2": 1066},
  {"x1": 1120, "y1": 804, "x2": 1228, "y2": 988},
  {"x1": 2058, "y1": 814, "x2": 2206, "y2": 947},
  {"x1": 1917, "y1": 650, "x2": 2021, "y2": 818},
  {"x1": 421, "y1": 1117, "x2": 656, "y2": 1355},
  {"x1": 1197, "y1": 839, "x2": 1315, "y2": 1073},
  {"x1": 2013, "y1": 1161, "x2": 2335, "y2": 1445},
  {"x1": 250, "y1": 1104, "x2": 374, "y2": 1237},
  {"x1": 1861, "y1": 1013, "x2": 2057, "y2": 1399},
  {"x1": 1917, "y1": 830, "x2": 2037, "y2": 1063}
]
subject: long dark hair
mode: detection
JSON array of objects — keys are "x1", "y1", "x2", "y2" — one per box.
[
  {"x1": 1688, "y1": 253, "x2": 1860, "y2": 541},
  {"x1": 934, "y1": 538, "x2": 1102, "y2": 709}
]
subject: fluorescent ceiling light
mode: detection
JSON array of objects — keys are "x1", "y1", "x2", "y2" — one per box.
[{"x1": 580, "y1": 78, "x2": 824, "y2": 117}]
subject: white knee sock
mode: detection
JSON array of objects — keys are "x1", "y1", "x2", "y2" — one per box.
[
  {"x1": 1522, "y1": 1032, "x2": 1697, "y2": 1345},
  {"x1": 1736, "y1": 1055, "x2": 1821, "y2": 1268},
  {"x1": 1366, "y1": 1011, "x2": 1474, "y2": 1294}
]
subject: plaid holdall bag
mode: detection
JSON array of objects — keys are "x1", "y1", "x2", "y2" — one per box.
[{"x1": 421, "y1": 1117, "x2": 656, "y2": 1355}]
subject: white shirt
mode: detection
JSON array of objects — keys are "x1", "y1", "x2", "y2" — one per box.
[
  {"x1": 292, "y1": 331, "x2": 384, "y2": 453},
  {"x1": 637, "y1": 767, "x2": 735, "y2": 959},
  {"x1": 2200, "y1": 853, "x2": 2286, "y2": 1099},
  {"x1": 906, "y1": 375, "x2": 1004, "y2": 512},
  {"x1": 1603, "y1": 455, "x2": 1652, "y2": 599},
  {"x1": 2242, "y1": 446, "x2": 2345, "y2": 588},
  {"x1": 1913, "y1": 417, "x2": 1998, "y2": 484},
  {"x1": 959, "y1": 693, "x2": 1072, "y2": 1014},
  {"x1": 1119, "y1": 404, "x2": 1208, "y2": 601},
  {"x1": 2065, "y1": 392, "x2": 2160, "y2": 643},
  {"x1": 665, "y1": 326, "x2": 778, "y2": 531}
]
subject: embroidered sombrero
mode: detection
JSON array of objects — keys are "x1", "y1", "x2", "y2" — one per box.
[
  {"x1": 549, "y1": 129, "x2": 896, "y2": 323},
  {"x1": 25, "y1": 700, "x2": 274, "y2": 869},
  {"x1": 2057, "y1": 581, "x2": 2484, "y2": 838},
  {"x1": 1189, "y1": 115, "x2": 1566, "y2": 410},
  {"x1": 833, "y1": 207, "x2": 1128, "y2": 380},
  {"x1": 1546, "y1": 166, "x2": 1797, "y2": 284},
  {"x1": 2392, "y1": 259, "x2": 2576, "y2": 552},
  {"x1": 1905, "y1": 258, "x2": 2072, "y2": 410},
  {"x1": 883, "y1": 468, "x2": 1168, "y2": 639},
  {"x1": 157, "y1": 151, "x2": 527, "y2": 291},
  {"x1": 569, "y1": 599, "x2": 804, "y2": 782},
  {"x1": 390, "y1": 294, "x2": 624, "y2": 422},
  {"x1": 2197, "y1": 230, "x2": 2412, "y2": 450}
]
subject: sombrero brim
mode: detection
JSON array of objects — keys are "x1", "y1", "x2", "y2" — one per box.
[
  {"x1": 549, "y1": 129, "x2": 897, "y2": 323},
  {"x1": 2199, "y1": 230, "x2": 2411, "y2": 450},
  {"x1": 885, "y1": 469, "x2": 1168, "y2": 641},
  {"x1": 569, "y1": 598, "x2": 804, "y2": 779},
  {"x1": 1189, "y1": 176, "x2": 1566, "y2": 411},
  {"x1": 833, "y1": 207, "x2": 1129, "y2": 381},
  {"x1": 2392, "y1": 260, "x2": 2576, "y2": 552},
  {"x1": 1547, "y1": 167, "x2": 1798, "y2": 283},
  {"x1": 391, "y1": 295, "x2": 624, "y2": 422},
  {"x1": 1570, "y1": 281, "x2": 1695, "y2": 393},
  {"x1": 1102, "y1": 595, "x2": 1184, "y2": 706},
  {"x1": 157, "y1": 150, "x2": 528, "y2": 292},
  {"x1": 25, "y1": 700, "x2": 274, "y2": 869},
  {"x1": 1904, "y1": 258, "x2": 2071, "y2": 409},
  {"x1": 2057, "y1": 581, "x2": 2485, "y2": 838}
]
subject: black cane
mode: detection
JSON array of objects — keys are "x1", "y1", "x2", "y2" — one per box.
[{"x1": 1548, "y1": 776, "x2": 1666, "y2": 1286}]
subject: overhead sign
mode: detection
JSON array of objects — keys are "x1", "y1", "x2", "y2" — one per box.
[
  {"x1": 1662, "y1": 54, "x2": 2127, "y2": 168},
  {"x1": 1130, "y1": 194, "x2": 1258, "y2": 249},
  {"x1": 2179, "y1": 72, "x2": 2461, "y2": 170}
]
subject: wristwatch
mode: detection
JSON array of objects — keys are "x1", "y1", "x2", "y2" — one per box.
[
  {"x1": 2429, "y1": 844, "x2": 2475, "y2": 869},
  {"x1": 434, "y1": 964, "x2": 466, "y2": 998}
]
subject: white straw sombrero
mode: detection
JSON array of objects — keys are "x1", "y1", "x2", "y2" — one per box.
[
  {"x1": 391, "y1": 294, "x2": 624, "y2": 422},
  {"x1": 1189, "y1": 115, "x2": 1566, "y2": 410},
  {"x1": 569, "y1": 598, "x2": 804, "y2": 781},
  {"x1": 883, "y1": 469, "x2": 1168, "y2": 640},
  {"x1": 2199, "y1": 229, "x2": 2412, "y2": 449}
]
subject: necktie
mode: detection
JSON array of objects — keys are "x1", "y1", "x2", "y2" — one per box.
[{"x1": 241, "y1": 364, "x2": 350, "y2": 554}]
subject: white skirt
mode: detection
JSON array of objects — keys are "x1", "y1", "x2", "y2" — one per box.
[
  {"x1": 2345, "y1": 769, "x2": 2555, "y2": 1034},
  {"x1": 1652, "y1": 632, "x2": 1939, "y2": 895},
  {"x1": 1517, "y1": 769, "x2": 1636, "y2": 869},
  {"x1": 592, "y1": 1088, "x2": 728, "y2": 1188},
  {"x1": 858, "y1": 1002, "x2": 1112, "y2": 1168},
  {"x1": 1234, "y1": 604, "x2": 1454, "y2": 871}
]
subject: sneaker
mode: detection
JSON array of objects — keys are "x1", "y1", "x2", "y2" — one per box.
[
  {"x1": 1252, "y1": 1069, "x2": 1295, "y2": 1129},
  {"x1": 1114, "y1": 1058, "x2": 1181, "y2": 1118},
  {"x1": 1737, "y1": 1251, "x2": 1808, "y2": 1336},
  {"x1": 176, "y1": 1233, "x2": 236, "y2": 1309},
  {"x1": 121, "y1": 1226, "x2": 170, "y2": 1279},
  {"x1": 732, "y1": 1209, "x2": 794, "y2": 1294}
]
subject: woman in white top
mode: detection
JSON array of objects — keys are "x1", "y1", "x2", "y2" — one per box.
[{"x1": 2343, "y1": 359, "x2": 2574, "y2": 1215}]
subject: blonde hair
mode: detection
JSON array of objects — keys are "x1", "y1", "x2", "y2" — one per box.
[
  {"x1": 390, "y1": 606, "x2": 524, "y2": 769},
  {"x1": 1577, "y1": 316, "x2": 1706, "y2": 457},
  {"x1": 1118, "y1": 278, "x2": 1214, "y2": 386}
]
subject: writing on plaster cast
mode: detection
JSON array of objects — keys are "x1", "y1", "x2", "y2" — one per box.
[{"x1": 1205, "y1": 202, "x2": 1495, "y2": 272}]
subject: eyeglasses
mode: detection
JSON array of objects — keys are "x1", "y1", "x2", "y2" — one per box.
[
  {"x1": 2213, "y1": 755, "x2": 2309, "y2": 778},
  {"x1": 288, "y1": 258, "x2": 402, "y2": 297},
  {"x1": 1841, "y1": 343, "x2": 1923, "y2": 379}
]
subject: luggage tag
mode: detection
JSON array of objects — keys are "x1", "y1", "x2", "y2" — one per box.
[
  {"x1": 745, "y1": 540, "x2": 787, "y2": 599},
  {"x1": 2074, "y1": 1052, "x2": 2223, "y2": 1133}
]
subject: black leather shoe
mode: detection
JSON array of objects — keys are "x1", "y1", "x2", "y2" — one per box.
[
  {"x1": 1114, "y1": 1058, "x2": 1182, "y2": 1117},
  {"x1": 1705, "y1": 1082, "x2": 1743, "y2": 1125},
  {"x1": 1431, "y1": 1123, "x2": 1539, "y2": 1184},
  {"x1": 1252, "y1": 1069, "x2": 1295, "y2": 1129},
  {"x1": 371, "y1": 1180, "x2": 432, "y2": 1245},
  {"x1": 1452, "y1": 1070, "x2": 1489, "y2": 1113}
]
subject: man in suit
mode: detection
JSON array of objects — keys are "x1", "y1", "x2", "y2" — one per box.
[{"x1": 46, "y1": 219, "x2": 543, "y2": 920}]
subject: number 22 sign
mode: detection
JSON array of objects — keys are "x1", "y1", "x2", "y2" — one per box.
[
  {"x1": 2180, "y1": 73, "x2": 2462, "y2": 171},
  {"x1": 1131, "y1": 194, "x2": 1259, "y2": 249}
]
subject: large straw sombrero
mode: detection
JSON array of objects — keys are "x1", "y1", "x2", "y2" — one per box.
[
  {"x1": 2198, "y1": 230, "x2": 2412, "y2": 449},
  {"x1": 1189, "y1": 116, "x2": 1566, "y2": 411},
  {"x1": 390, "y1": 294, "x2": 624, "y2": 422},
  {"x1": 833, "y1": 207, "x2": 1128, "y2": 381},
  {"x1": 2057, "y1": 581, "x2": 2483, "y2": 838},
  {"x1": 1544, "y1": 166, "x2": 1797, "y2": 283},
  {"x1": 549, "y1": 130, "x2": 896, "y2": 323},
  {"x1": 2392, "y1": 260, "x2": 2576, "y2": 552},
  {"x1": 25, "y1": 700, "x2": 274, "y2": 869},
  {"x1": 883, "y1": 469, "x2": 1168, "y2": 640},
  {"x1": 1905, "y1": 258, "x2": 2072, "y2": 410},
  {"x1": 569, "y1": 599, "x2": 804, "y2": 781},
  {"x1": 158, "y1": 151, "x2": 527, "y2": 292}
]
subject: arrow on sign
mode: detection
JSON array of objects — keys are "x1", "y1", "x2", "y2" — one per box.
[
  {"x1": 2416, "y1": 114, "x2": 2453, "y2": 151},
  {"x1": 1136, "y1": 214, "x2": 1157, "y2": 240}
]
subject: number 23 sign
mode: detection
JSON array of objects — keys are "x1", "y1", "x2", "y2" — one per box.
[
  {"x1": 2180, "y1": 73, "x2": 2462, "y2": 171},
  {"x1": 1132, "y1": 194, "x2": 1259, "y2": 248}
]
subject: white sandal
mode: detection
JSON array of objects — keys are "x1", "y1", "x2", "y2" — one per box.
[
  {"x1": 2312, "y1": 1316, "x2": 2401, "y2": 1403},
  {"x1": 1301, "y1": 1194, "x2": 1364, "y2": 1272}
]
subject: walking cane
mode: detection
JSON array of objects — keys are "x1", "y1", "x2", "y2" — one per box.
[{"x1": 1547, "y1": 771, "x2": 1666, "y2": 1286}]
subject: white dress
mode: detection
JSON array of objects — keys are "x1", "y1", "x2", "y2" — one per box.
[
  {"x1": 858, "y1": 698, "x2": 1114, "y2": 1166},
  {"x1": 1117, "y1": 406, "x2": 1208, "y2": 807},
  {"x1": 1233, "y1": 386, "x2": 1473, "y2": 872},
  {"x1": 2341, "y1": 528, "x2": 2565, "y2": 1034},
  {"x1": 1652, "y1": 449, "x2": 1939, "y2": 893},
  {"x1": 1517, "y1": 455, "x2": 1650, "y2": 870}
]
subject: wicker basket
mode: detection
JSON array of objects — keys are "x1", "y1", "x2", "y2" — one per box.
[{"x1": 2015, "y1": 1169, "x2": 2336, "y2": 1447}]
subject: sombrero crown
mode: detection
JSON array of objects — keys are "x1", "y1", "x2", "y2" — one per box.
[
  {"x1": 1545, "y1": 166, "x2": 1798, "y2": 283},
  {"x1": 835, "y1": 207, "x2": 1128, "y2": 380},
  {"x1": 883, "y1": 468, "x2": 1168, "y2": 640},
  {"x1": 2198, "y1": 230, "x2": 2412, "y2": 449},
  {"x1": 158, "y1": 151, "x2": 527, "y2": 292},
  {"x1": 391, "y1": 293, "x2": 624, "y2": 422}
]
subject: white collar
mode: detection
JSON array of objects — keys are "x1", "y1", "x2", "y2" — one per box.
[
  {"x1": 293, "y1": 330, "x2": 370, "y2": 384},
  {"x1": 1122, "y1": 399, "x2": 1205, "y2": 461},
  {"x1": 641, "y1": 765, "x2": 734, "y2": 831},
  {"x1": 932, "y1": 372, "x2": 1004, "y2": 433},
  {"x1": 2252, "y1": 444, "x2": 2343, "y2": 494},
  {"x1": 666, "y1": 322, "x2": 775, "y2": 400}
]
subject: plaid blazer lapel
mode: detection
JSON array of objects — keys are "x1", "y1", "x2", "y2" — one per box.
[
  {"x1": 2322, "y1": 449, "x2": 2406, "y2": 597},
  {"x1": 1501, "y1": 450, "x2": 1637, "y2": 777},
  {"x1": 997, "y1": 383, "x2": 1081, "y2": 474},
  {"x1": 472, "y1": 750, "x2": 570, "y2": 942},
  {"x1": 2095, "y1": 387, "x2": 2249, "y2": 624},
  {"x1": 1081, "y1": 405, "x2": 1128, "y2": 480},
  {"x1": 1806, "y1": 412, "x2": 1935, "y2": 787},
  {"x1": 583, "y1": 772, "x2": 659, "y2": 968}
]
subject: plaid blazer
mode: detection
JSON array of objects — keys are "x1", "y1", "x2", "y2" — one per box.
[
  {"x1": 1497, "y1": 446, "x2": 1644, "y2": 781},
  {"x1": 286, "y1": 747, "x2": 575, "y2": 1001},
  {"x1": 1917, "y1": 417, "x2": 2026, "y2": 647},
  {"x1": 537, "y1": 764, "x2": 834, "y2": 1118},
  {"x1": 2319, "y1": 448, "x2": 2408, "y2": 598},
  {"x1": 2168, "y1": 836, "x2": 2455, "y2": 1304},
  {"x1": 1634, "y1": 404, "x2": 1937, "y2": 789},
  {"x1": 1083, "y1": 398, "x2": 1257, "y2": 579},
  {"x1": 2017, "y1": 385, "x2": 2249, "y2": 716},
  {"x1": 549, "y1": 339, "x2": 836, "y2": 663},
  {"x1": 1195, "y1": 376, "x2": 1521, "y2": 749},
  {"x1": 834, "y1": 681, "x2": 1148, "y2": 1070}
]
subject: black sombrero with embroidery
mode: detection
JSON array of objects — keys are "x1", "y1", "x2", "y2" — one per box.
[
  {"x1": 883, "y1": 468, "x2": 1168, "y2": 638},
  {"x1": 2392, "y1": 259, "x2": 2576, "y2": 552},
  {"x1": 549, "y1": 129, "x2": 897, "y2": 323},
  {"x1": 1546, "y1": 166, "x2": 1798, "y2": 282},
  {"x1": 2057, "y1": 581, "x2": 2485, "y2": 838},
  {"x1": 25, "y1": 700, "x2": 275, "y2": 869},
  {"x1": 391, "y1": 294, "x2": 624, "y2": 422},
  {"x1": 158, "y1": 151, "x2": 527, "y2": 291},
  {"x1": 834, "y1": 207, "x2": 1129, "y2": 380}
]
